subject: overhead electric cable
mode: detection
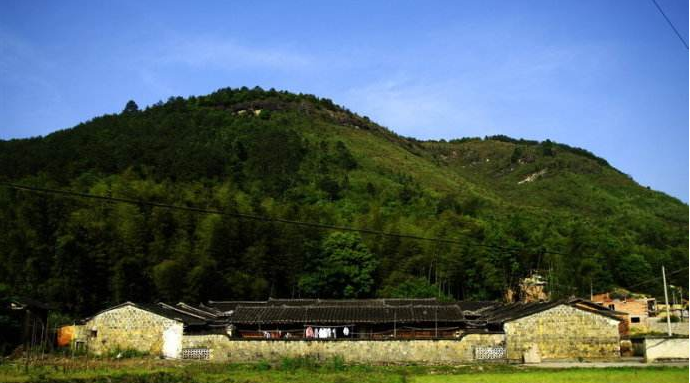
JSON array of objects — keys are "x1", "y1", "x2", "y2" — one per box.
[
  {"x1": 1, "y1": 182, "x2": 544, "y2": 253},
  {"x1": 4, "y1": 181, "x2": 677, "y2": 296},
  {"x1": 650, "y1": 0, "x2": 689, "y2": 49},
  {"x1": 624, "y1": 266, "x2": 689, "y2": 290}
]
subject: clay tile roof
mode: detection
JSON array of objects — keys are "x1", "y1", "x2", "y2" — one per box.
[
  {"x1": 480, "y1": 298, "x2": 624, "y2": 324},
  {"x1": 481, "y1": 301, "x2": 563, "y2": 323},
  {"x1": 10, "y1": 297, "x2": 52, "y2": 311},
  {"x1": 456, "y1": 301, "x2": 501, "y2": 313},
  {"x1": 206, "y1": 300, "x2": 268, "y2": 313},
  {"x1": 215, "y1": 298, "x2": 465, "y2": 325},
  {"x1": 175, "y1": 302, "x2": 221, "y2": 319},
  {"x1": 82, "y1": 302, "x2": 214, "y2": 326}
]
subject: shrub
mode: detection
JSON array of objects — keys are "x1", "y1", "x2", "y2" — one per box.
[
  {"x1": 659, "y1": 315, "x2": 681, "y2": 323},
  {"x1": 328, "y1": 355, "x2": 346, "y2": 371},
  {"x1": 106, "y1": 347, "x2": 149, "y2": 359},
  {"x1": 255, "y1": 359, "x2": 272, "y2": 371},
  {"x1": 280, "y1": 356, "x2": 319, "y2": 370}
]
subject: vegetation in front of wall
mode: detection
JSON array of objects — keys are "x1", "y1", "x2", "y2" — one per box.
[
  {"x1": 0, "y1": 357, "x2": 687, "y2": 383},
  {"x1": 658, "y1": 315, "x2": 681, "y2": 323},
  {"x1": 609, "y1": 288, "x2": 650, "y2": 300},
  {"x1": 102, "y1": 348, "x2": 150, "y2": 360}
]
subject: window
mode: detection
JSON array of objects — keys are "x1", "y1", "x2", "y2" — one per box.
[
  {"x1": 475, "y1": 346, "x2": 506, "y2": 360},
  {"x1": 181, "y1": 348, "x2": 210, "y2": 360},
  {"x1": 608, "y1": 304, "x2": 615, "y2": 310},
  {"x1": 90, "y1": 330, "x2": 98, "y2": 337},
  {"x1": 631, "y1": 317, "x2": 641, "y2": 323}
]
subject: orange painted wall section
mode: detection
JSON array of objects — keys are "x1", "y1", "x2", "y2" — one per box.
[{"x1": 57, "y1": 325, "x2": 74, "y2": 347}]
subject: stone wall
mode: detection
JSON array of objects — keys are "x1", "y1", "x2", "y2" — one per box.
[
  {"x1": 504, "y1": 304, "x2": 620, "y2": 361},
  {"x1": 644, "y1": 319, "x2": 690, "y2": 335},
  {"x1": 643, "y1": 337, "x2": 689, "y2": 362},
  {"x1": 180, "y1": 333, "x2": 505, "y2": 363},
  {"x1": 80, "y1": 304, "x2": 183, "y2": 357}
]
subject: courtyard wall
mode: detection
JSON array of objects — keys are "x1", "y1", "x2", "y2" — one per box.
[
  {"x1": 643, "y1": 337, "x2": 689, "y2": 362},
  {"x1": 180, "y1": 333, "x2": 505, "y2": 363}
]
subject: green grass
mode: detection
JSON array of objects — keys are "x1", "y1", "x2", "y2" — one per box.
[
  {"x1": 0, "y1": 359, "x2": 686, "y2": 383},
  {"x1": 413, "y1": 367, "x2": 689, "y2": 383}
]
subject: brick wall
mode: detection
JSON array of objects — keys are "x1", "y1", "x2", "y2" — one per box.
[
  {"x1": 180, "y1": 334, "x2": 505, "y2": 363},
  {"x1": 504, "y1": 304, "x2": 620, "y2": 361},
  {"x1": 80, "y1": 304, "x2": 183, "y2": 357},
  {"x1": 592, "y1": 295, "x2": 653, "y2": 330}
]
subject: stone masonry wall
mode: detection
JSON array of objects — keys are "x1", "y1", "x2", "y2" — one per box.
[
  {"x1": 181, "y1": 333, "x2": 505, "y2": 363},
  {"x1": 645, "y1": 319, "x2": 690, "y2": 335},
  {"x1": 504, "y1": 305, "x2": 620, "y2": 361},
  {"x1": 83, "y1": 305, "x2": 183, "y2": 357}
]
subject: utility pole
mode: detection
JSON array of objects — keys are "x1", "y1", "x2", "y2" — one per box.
[
  {"x1": 680, "y1": 287, "x2": 684, "y2": 321},
  {"x1": 662, "y1": 266, "x2": 672, "y2": 336},
  {"x1": 671, "y1": 285, "x2": 677, "y2": 306}
]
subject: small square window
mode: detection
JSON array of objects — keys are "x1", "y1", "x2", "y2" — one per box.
[
  {"x1": 90, "y1": 330, "x2": 98, "y2": 337},
  {"x1": 631, "y1": 317, "x2": 640, "y2": 323}
]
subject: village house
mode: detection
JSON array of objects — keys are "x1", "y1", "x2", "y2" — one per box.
[
  {"x1": 8, "y1": 297, "x2": 51, "y2": 353},
  {"x1": 68, "y1": 297, "x2": 624, "y2": 363},
  {"x1": 71, "y1": 302, "x2": 223, "y2": 358},
  {"x1": 481, "y1": 299, "x2": 623, "y2": 362},
  {"x1": 592, "y1": 291, "x2": 656, "y2": 331}
]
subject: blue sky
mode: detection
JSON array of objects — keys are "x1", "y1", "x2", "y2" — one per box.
[{"x1": 1, "y1": 1, "x2": 688, "y2": 201}]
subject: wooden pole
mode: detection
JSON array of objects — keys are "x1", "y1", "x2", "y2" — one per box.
[
  {"x1": 434, "y1": 307, "x2": 438, "y2": 338},
  {"x1": 393, "y1": 310, "x2": 397, "y2": 338}
]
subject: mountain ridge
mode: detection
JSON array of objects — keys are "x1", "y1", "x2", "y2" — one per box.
[{"x1": 0, "y1": 87, "x2": 686, "y2": 316}]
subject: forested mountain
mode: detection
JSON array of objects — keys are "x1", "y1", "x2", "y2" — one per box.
[{"x1": 0, "y1": 87, "x2": 687, "y2": 318}]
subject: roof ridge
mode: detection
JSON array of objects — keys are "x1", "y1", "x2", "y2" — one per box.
[{"x1": 157, "y1": 302, "x2": 209, "y2": 321}]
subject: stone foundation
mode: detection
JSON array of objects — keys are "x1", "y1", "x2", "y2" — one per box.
[{"x1": 180, "y1": 333, "x2": 505, "y2": 363}]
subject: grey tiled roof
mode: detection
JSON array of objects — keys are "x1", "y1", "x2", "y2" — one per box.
[{"x1": 206, "y1": 298, "x2": 466, "y2": 325}]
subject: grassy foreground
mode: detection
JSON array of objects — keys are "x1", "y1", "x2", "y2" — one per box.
[
  {"x1": 0, "y1": 358, "x2": 687, "y2": 383},
  {"x1": 414, "y1": 368, "x2": 689, "y2": 383}
]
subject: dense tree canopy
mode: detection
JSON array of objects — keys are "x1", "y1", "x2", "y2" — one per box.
[
  {"x1": 0, "y1": 87, "x2": 686, "y2": 324},
  {"x1": 299, "y1": 232, "x2": 378, "y2": 298}
]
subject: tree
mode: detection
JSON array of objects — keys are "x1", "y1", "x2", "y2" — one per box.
[
  {"x1": 299, "y1": 233, "x2": 378, "y2": 298},
  {"x1": 241, "y1": 126, "x2": 305, "y2": 195},
  {"x1": 123, "y1": 100, "x2": 139, "y2": 114},
  {"x1": 378, "y1": 273, "x2": 448, "y2": 299},
  {"x1": 152, "y1": 259, "x2": 186, "y2": 302},
  {"x1": 510, "y1": 147, "x2": 523, "y2": 163},
  {"x1": 541, "y1": 140, "x2": 554, "y2": 156},
  {"x1": 616, "y1": 253, "x2": 652, "y2": 289}
]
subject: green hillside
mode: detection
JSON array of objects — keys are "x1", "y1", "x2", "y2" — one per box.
[{"x1": 0, "y1": 87, "x2": 686, "y2": 317}]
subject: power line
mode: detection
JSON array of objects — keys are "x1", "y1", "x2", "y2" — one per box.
[
  {"x1": 0, "y1": 181, "x2": 576, "y2": 256},
  {"x1": 0, "y1": 182, "x2": 533, "y2": 254},
  {"x1": 650, "y1": 0, "x2": 689, "y2": 50},
  {"x1": 3, "y1": 181, "x2": 681, "y2": 296},
  {"x1": 625, "y1": 266, "x2": 689, "y2": 290}
]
